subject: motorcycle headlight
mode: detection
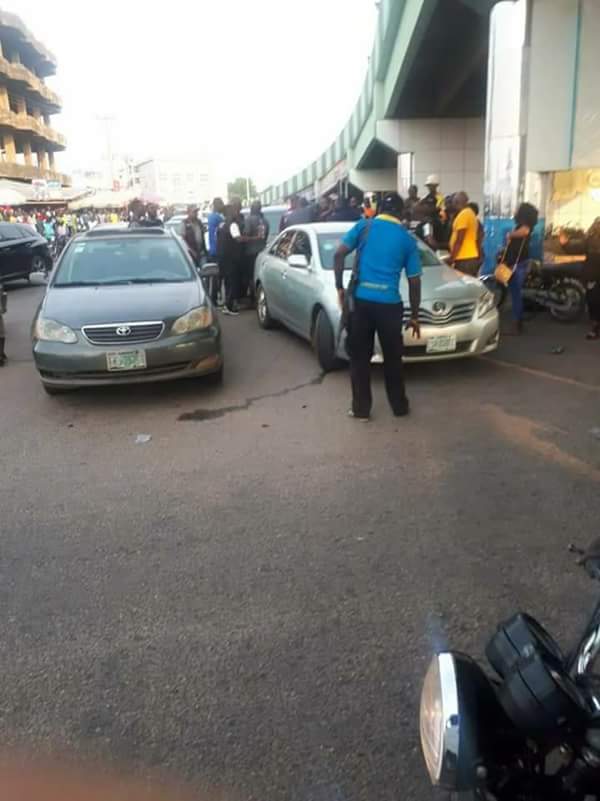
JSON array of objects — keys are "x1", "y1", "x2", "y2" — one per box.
[
  {"x1": 34, "y1": 316, "x2": 77, "y2": 344},
  {"x1": 420, "y1": 653, "x2": 460, "y2": 787},
  {"x1": 171, "y1": 306, "x2": 213, "y2": 335},
  {"x1": 477, "y1": 290, "x2": 496, "y2": 318}
]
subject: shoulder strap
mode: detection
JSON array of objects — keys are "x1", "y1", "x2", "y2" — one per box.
[{"x1": 352, "y1": 220, "x2": 373, "y2": 285}]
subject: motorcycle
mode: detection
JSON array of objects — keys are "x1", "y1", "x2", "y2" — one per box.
[
  {"x1": 420, "y1": 539, "x2": 600, "y2": 800},
  {"x1": 480, "y1": 260, "x2": 586, "y2": 322}
]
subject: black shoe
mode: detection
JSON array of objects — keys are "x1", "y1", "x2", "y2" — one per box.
[{"x1": 393, "y1": 399, "x2": 410, "y2": 417}]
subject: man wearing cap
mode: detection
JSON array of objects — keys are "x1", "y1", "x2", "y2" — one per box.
[
  {"x1": 424, "y1": 175, "x2": 444, "y2": 210},
  {"x1": 333, "y1": 192, "x2": 422, "y2": 421}
]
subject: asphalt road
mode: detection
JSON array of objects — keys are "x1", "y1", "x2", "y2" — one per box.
[{"x1": 1, "y1": 282, "x2": 600, "y2": 800}]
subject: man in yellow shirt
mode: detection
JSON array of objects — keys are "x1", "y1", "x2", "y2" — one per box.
[{"x1": 449, "y1": 191, "x2": 480, "y2": 276}]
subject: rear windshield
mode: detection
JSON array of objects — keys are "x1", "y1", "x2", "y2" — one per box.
[
  {"x1": 53, "y1": 237, "x2": 194, "y2": 287},
  {"x1": 317, "y1": 232, "x2": 441, "y2": 270}
]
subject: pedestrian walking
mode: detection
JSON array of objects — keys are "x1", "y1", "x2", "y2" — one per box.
[
  {"x1": 0, "y1": 278, "x2": 6, "y2": 367},
  {"x1": 182, "y1": 205, "x2": 207, "y2": 266},
  {"x1": 207, "y1": 198, "x2": 225, "y2": 262},
  {"x1": 503, "y1": 202, "x2": 538, "y2": 334},
  {"x1": 405, "y1": 184, "x2": 420, "y2": 217},
  {"x1": 243, "y1": 200, "x2": 269, "y2": 303},
  {"x1": 217, "y1": 205, "x2": 243, "y2": 316},
  {"x1": 424, "y1": 175, "x2": 444, "y2": 210},
  {"x1": 333, "y1": 191, "x2": 422, "y2": 421},
  {"x1": 448, "y1": 192, "x2": 480, "y2": 276}
]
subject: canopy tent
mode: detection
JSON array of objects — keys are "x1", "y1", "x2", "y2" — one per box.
[
  {"x1": 0, "y1": 187, "x2": 28, "y2": 206},
  {"x1": 69, "y1": 189, "x2": 136, "y2": 211}
]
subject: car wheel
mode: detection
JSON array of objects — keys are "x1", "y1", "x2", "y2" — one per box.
[
  {"x1": 204, "y1": 365, "x2": 224, "y2": 385},
  {"x1": 313, "y1": 309, "x2": 344, "y2": 372},
  {"x1": 30, "y1": 254, "x2": 46, "y2": 274},
  {"x1": 256, "y1": 283, "x2": 275, "y2": 329}
]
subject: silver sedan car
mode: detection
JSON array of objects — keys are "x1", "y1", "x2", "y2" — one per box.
[{"x1": 254, "y1": 222, "x2": 499, "y2": 371}]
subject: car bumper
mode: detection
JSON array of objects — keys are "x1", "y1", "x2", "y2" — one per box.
[
  {"x1": 336, "y1": 310, "x2": 499, "y2": 363},
  {"x1": 33, "y1": 326, "x2": 222, "y2": 388}
]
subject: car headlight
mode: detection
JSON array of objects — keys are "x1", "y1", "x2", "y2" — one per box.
[
  {"x1": 34, "y1": 316, "x2": 77, "y2": 344},
  {"x1": 477, "y1": 290, "x2": 496, "y2": 318},
  {"x1": 171, "y1": 306, "x2": 213, "y2": 334},
  {"x1": 420, "y1": 653, "x2": 460, "y2": 787}
]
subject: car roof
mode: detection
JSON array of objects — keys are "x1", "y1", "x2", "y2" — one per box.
[
  {"x1": 78, "y1": 226, "x2": 174, "y2": 240},
  {"x1": 284, "y1": 222, "x2": 356, "y2": 235}
]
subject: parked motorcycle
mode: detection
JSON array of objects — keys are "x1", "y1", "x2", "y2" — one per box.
[
  {"x1": 481, "y1": 260, "x2": 586, "y2": 322},
  {"x1": 420, "y1": 540, "x2": 600, "y2": 800}
]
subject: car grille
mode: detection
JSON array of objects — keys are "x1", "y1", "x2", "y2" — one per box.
[
  {"x1": 404, "y1": 302, "x2": 475, "y2": 326},
  {"x1": 40, "y1": 362, "x2": 191, "y2": 381},
  {"x1": 82, "y1": 321, "x2": 164, "y2": 345}
]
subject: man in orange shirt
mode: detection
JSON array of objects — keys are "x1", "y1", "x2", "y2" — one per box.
[{"x1": 449, "y1": 191, "x2": 480, "y2": 276}]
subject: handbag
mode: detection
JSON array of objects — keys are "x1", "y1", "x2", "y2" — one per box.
[
  {"x1": 341, "y1": 220, "x2": 372, "y2": 328},
  {"x1": 495, "y1": 237, "x2": 526, "y2": 286}
]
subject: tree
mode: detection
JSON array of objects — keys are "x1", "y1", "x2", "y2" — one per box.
[{"x1": 227, "y1": 177, "x2": 257, "y2": 204}]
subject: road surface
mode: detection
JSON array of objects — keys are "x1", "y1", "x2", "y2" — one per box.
[{"x1": 1, "y1": 281, "x2": 599, "y2": 800}]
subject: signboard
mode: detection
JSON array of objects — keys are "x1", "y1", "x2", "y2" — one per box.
[
  {"x1": 32, "y1": 179, "x2": 48, "y2": 201},
  {"x1": 47, "y1": 180, "x2": 62, "y2": 200}
]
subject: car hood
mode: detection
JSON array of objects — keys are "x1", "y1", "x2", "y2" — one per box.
[
  {"x1": 401, "y1": 263, "x2": 484, "y2": 301},
  {"x1": 42, "y1": 281, "x2": 203, "y2": 327},
  {"x1": 324, "y1": 263, "x2": 485, "y2": 301}
]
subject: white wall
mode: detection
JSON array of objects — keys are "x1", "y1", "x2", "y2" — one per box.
[
  {"x1": 526, "y1": 0, "x2": 579, "y2": 172},
  {"x1": 348, "y1": 167, "x2": 397, "y2": 192},
  {"x1": 377, "y1": 117, "x2": 485, "y2": 207},
  {"x1": 572, "y1": 0, "x2": 600, "y2": 169}
]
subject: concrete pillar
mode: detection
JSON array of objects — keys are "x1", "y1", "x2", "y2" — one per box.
[
  {"x1": 48, "y1": 151, "x2": 55, "y2": 170},
  {"x1": 4, "y1": 133, "x2": 16, "y2": 162},
  {"x1": 0, "y1": 85, "x2": 8, "y2": 110},
  {"x1": 16, "y1": 96, "x2": 26, "y2": 115},
  {"x1": 32, "y1": 106, "x2": 42, "y2": 121},
  {"x1": 37, "y1": 150, "x2": 49, "y2": 171},
  {"x1": 43, "y1": 114, "x2": 50, "y2": 127},
  {"x1": 23, "y1": 139, "x2": 32, "y2": 166}
]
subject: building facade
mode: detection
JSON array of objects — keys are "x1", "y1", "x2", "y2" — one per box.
[
  {"x1": 0, "y1": 9, "x2": 68, "y2": 187},
  {"x1": 136, "y1": 158, "x2": 225, "y2": 206}
]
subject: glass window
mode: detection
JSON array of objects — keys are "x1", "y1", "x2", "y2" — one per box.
[
  {"x1": 263, "y1": 209, "x2": 283, "y2": 239},
  {"x1": 53, "y1": 237, "x2": 195, "y2": 287},
  {"x1": 271, "y1": 230, "x2": 295, "y2": 260},
  {"x1": 317, "y1": 232, "x2": 441, "y2": 270},
  {"x1": 291, "y1": 231, "x2": 312, "y2": 261},
  {"x1": 0, "y1": 224, "x2": 22, "y2": 241}
]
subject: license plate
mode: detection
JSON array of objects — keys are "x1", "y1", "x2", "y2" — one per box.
[
  {"x1": 106, "y1": 350, "x2": 147, "y2": 371},
  {"x1": 426, "y1": 335, "x2": 457, "y2": 354}
]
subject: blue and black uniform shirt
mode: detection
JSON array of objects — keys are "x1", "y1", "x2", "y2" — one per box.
[{"x1": 342, "y1": 214, "x2": 422, "y2": 304}]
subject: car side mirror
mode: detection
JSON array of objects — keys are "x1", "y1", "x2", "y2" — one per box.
[{"x1": 287, "y1": 254, "x2": 309, "y2": 269}]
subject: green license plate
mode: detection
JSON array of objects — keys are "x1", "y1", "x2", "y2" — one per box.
[{"x1": 106, "y1": 350, "x2": 147, "y2": 371}]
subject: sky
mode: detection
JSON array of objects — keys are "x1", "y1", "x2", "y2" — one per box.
[{"x1": 9, "y1": 0, "x2": 377, "y2": 190}]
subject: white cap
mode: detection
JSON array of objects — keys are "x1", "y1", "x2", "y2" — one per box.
[{"x1": 425, "y1": 174, "x2": 440, "y2": 186}]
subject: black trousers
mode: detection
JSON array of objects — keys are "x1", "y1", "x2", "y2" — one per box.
[
  {"x1": 222, "y1": 260, "x2": 241, "y2": 310},
  {"x1": 587, "y1": 282, "x2": 600, "y2": 323},
  {"x1": 347, "y1": 299, "x2": 407, "y2": 418}
]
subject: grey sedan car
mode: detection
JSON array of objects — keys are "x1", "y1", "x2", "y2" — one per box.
[
  {"x1": 32, "y1": 227, "x2": 222, "y2": 395},
  {"x1": 254, "y1": 222, "x2": 499, "y2": 371}
]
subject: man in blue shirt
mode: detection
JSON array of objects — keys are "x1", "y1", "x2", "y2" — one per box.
[
  {"x1": 334, "y1": 192, "x2": 422, "y2": 421},
  {"x1": 207, "y1": 197, "x2": 225, "y2": 261}
]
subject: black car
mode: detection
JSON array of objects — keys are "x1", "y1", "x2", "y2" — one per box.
[{"x1": 0, "y1": 222, "x2": 52, "y2": 282}]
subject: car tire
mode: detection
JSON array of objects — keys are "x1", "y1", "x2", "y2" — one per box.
[
  {"x1": 30, "y1": 254, "x2": 46, "y2": 275},
  {"x1": 256, "y1": 283, "x2": 275, "y2": 329},
  {"x1": 205, "y1": 365, "x2": 224, "y2": 385},
  {"x1": 313, "y1": 309, "x2": 344, "y2": 372}
]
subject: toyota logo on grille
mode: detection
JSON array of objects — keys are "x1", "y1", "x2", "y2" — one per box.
[
  {"x1": 116, "y1": 325, "x2": 132, "y2": 337},
  {"x1": 432, "y1": 302, "x2": 447, "y2": 315}
]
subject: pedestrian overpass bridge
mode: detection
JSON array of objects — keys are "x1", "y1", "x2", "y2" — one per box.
[{"x1": 260, "y1": 0, "x2": 499, "y2": 208}]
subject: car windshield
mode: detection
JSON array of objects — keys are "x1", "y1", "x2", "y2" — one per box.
[
  {"x1": 53, "y1": 237, "x2": 194, "y2": 287},
  {"x1": 317, "y1": 231, "x2": 442, "y2": 270}
]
